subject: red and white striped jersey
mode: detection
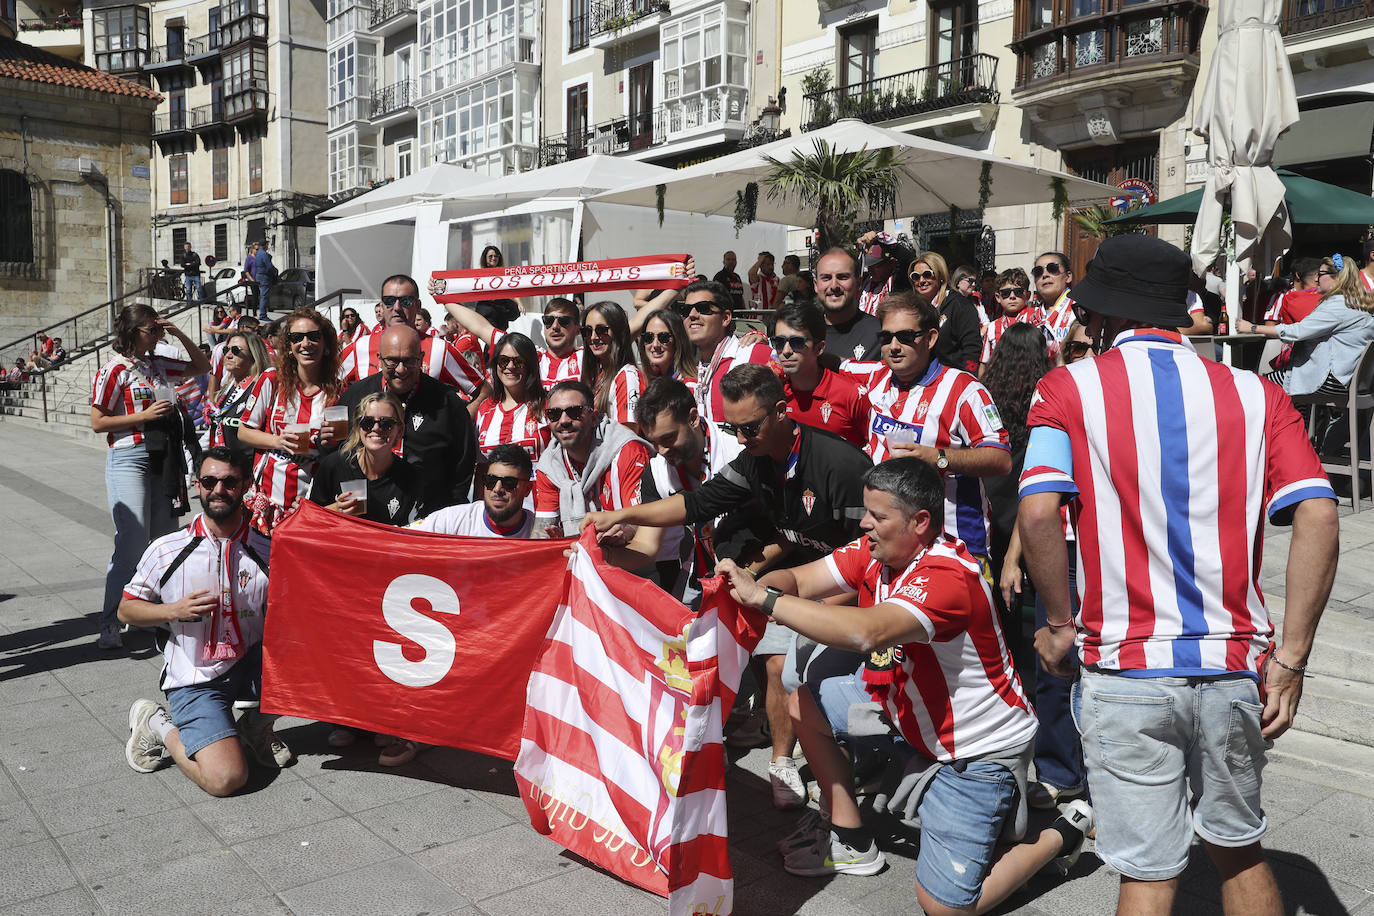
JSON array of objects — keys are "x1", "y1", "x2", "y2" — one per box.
[
  {"x1": 824, "y1": 535, "x2": 1036, "y2": 762},
  {"x1": 240, "y1": 368, "x2": 334, "y2": 518},
  {"x1": 840, "y1": 359, "x2": 1008, "y2": 556},
  {"x1": 751, "y1": 272, "x2": 779, "y2": 309},
  {"x1": 533, "y1": 440, "x2": 650, "y2": 523},
  {"x1": 339, "y1": 327, "x2": 483, "y2": 397},
  {"x1": 474, "y1": 398, "x2": 550, "y2": 462},
  {"x1": 122, "y1": 514, "x2": 271, "y2": 690},
  {"x1": 1361, "y1": 269, "x2": 1373, "y2": 292},
  {"x1": 858, "y1": 274, "x2": 894, "y2": 316},
  {"x1": 412, "y1": 501, "x2": 535, "y2": 538},
  {"x1": 1042, "y1": 293, "x2": 1077, "y2": 351},
  {"x1": 1263, "y1": 286, "x2": 1321, "y2": 323},
  {"x1": 91, "y1": 354, "x2": 192, "y2": 449},
  {"x1": 1021, "y1": 329, "x2": 1336, "y2": 677},
  {"x1": 980, "y1": 305, "x2": 1049, "y2": 365},
  {"x1": 696, "y1": 335, "x2": 776, "y2": 476},
  {"x1": 606, "y1": 363, "x2": 646, "y2": 428},
  {"x1": 489, "y1": 329, "x2": 582, "y2": 385}
]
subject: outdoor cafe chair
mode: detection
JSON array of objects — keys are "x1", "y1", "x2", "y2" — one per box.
[{"x1": 1291, "y1": 340, "x2": 1374, "y2": 513}]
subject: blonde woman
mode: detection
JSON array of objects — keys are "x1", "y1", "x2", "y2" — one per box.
[
  {"x1": 207, "y1": 332, "x2": 270, "y2": 453},
  {"x1": 909, "y1": 250, "x2": 982, "y2": 373},
  {"x1": 1240, "y1": 254, "x2": 1374, "y2": 396}
]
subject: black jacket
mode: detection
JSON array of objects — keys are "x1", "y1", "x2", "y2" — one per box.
[
  {"x1": 934, "y1": 290, "x2": 982, "y2": 374},
  {"x1": 181, "y1": 250, "x2": 202, "y2": 277},
  {"x1": 333, "y1": 373, "x2": 477, "y2": 514},
  {"x1": 310, "y1": 451, "x2": 424, "y2": 527},
  {"x1": 683, "y1": 423, "x2": 870, "y2": 564}
]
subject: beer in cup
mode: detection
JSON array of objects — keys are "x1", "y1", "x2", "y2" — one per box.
[
  {"x1": 340, "y1": 479, "x2": 367, "y2": 514},
  {"x1": 323, "y1": 406, "x2": 349, "y2": 443},
  {"x1": 179, "y1": 569, "x2": 219, "y2": 623},
  {"x1": 283, "y1": 422, "x2": 312, "y2": 455}
]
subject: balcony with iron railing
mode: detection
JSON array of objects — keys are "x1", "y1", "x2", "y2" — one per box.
[
  {"x1": 366, "y1": 0, "x2": 415, "y2": 36},
  {"x1": 190, "y1": 101, "x2": 230, "y2": 134},
  {"x1": 188, "y1": 30, "x2": 221, "y2": 64},
  {"x1": 801, "y1": 54, "x2": 1000, "y2": 133},
  {"x1": 1280, "y1": 0, "x2": 1374, "y2": 34},
  {"x1": 1280, "y1": 0, "x2": 1374, "y2": 70},
  {"x1": 589, "y1": 0, "x2": 669, "y2": 48},
  {"x1": 369, "y1": 80, "x2": 416, "y2": 122},
  {"x1": 144, "y1": 36, "x2": 203, "y2": 70},
  {"x1": 540, "y1": 90, "x2": 748, "y2": 164},
  {"x1": 225, "y1": 77, "x2": 269, "y2": 123},
  {"x1": 152, "y1": 109, "x2": 193, "y2": 137},
  {"x1": 17, "y1": 13, "x2": 83, "y2": 59}
]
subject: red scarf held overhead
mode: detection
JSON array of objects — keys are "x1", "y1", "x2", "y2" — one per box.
[{"x1": 429, "y1": 254, "x2": 691, "y2": 304}]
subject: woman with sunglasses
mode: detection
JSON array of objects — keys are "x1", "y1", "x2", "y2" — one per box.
[
  {"x1": 207, "y1": 332, "x2": 270, "y2": 455},
  {"x1": 1240, "y1": 254, "x2": 1374, "y2": 396},
  {"x1": 978, "y1": 267, "x2": 1049, "y2": 375},
  {"x1": 337, "y1": 308, "x2": 365, "y2": 346},
  {"x1": 91, "y1": 304, "x2": 213, "y2": 649},
  {"x1": 910, "y1": 250, "x2": 983, "y2": 374},
  {"x1": 474, "y1": 332, "x2": 551, "y2": 467},
  {"x1": 635, "y1": 308, "x2": 698, "y2": 393},
  {"x1": 580, "y1": 301, "x2": 644, "y2": 431},
  {"x1": 443, "y1": 298, "x2": 584, "y2": 383},
  {"x1": 236, "y1": 308, "x2": 344, "y2": 534},
  {"x1": 949, "y1": 264, "x2": 985, "y2": 320}
]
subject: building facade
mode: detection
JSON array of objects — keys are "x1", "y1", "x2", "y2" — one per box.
[
  {"x1": 1, "y1": 8, "x2": 159, "y2": 344},
  {"x1": 84, "y1": 0, "x2": 328, "y2": 271}
]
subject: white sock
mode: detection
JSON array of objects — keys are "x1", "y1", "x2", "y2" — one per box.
[{"x1": 149, "y1": 707, "x2": 174, "y2": 742}]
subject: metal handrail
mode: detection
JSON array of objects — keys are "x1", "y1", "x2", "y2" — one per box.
[{"x1": 800, "y1": 53, "x2": 1000, "y2": 132}]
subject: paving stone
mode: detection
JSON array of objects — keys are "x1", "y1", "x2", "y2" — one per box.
[
  {"x1": 0, "y1": 886, "x2": 100, "y2": 916},
  {"x1": 57, "y1": 807, "x2": 221, "y2": 883},
  {"x1": 191, "y1": 772, "x2": 345, "y2": 845},
  {"x1": 278, "y1": 856, "x2": 471, "y2": 916},
  {"x1": 476, "y1": 866, "x2": 664, "y2": 916},
  {"x1": 234, "y1": 815, "x2": 398, "y2": 891},
  {"x1": 0, "y1": 838, "x2": 79, "y2": 908},
  {"x1": 0, "y1": 799, "x2": 48, "y2": 849},
  {"x1": 304, "y1": 761, "x2": 451, "y2": 814},
  {"x1": 413, "y1": 822, "x2": 576, "y2": 901},
  {"x1": 31, "y1": 770, "x2": 184, "y2": 837},
  {"x1": 354, "y1": 787, "x2": 514, "y2": 855},
  {"x1": 90, "y1": 846, "x2": 271, "y2": 915}
]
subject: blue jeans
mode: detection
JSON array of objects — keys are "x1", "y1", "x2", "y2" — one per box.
[
  {"x1": 1032, "y1": 556, "x2": 1086, "y2": 793},
  {"x1": 257, "y1": 281, "x2": 271, "y2": 319},
  {"x1": 185, "y1": 275, "x2": 202, "y2": 303},
  {"x1": 1073, "y1": 670, "x2": 1269, "y2": 880},
  {"x1": 915, "y1": 760, "x2": 1018, "y2": 909},
  {"x1": 102, "y1": 445, "x2": 175, "y2": 631},
  {"x1": 165, "y1": 645, "x2": 261, "y2": 758}
]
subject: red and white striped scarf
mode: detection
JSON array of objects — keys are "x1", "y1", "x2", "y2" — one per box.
[{"x1": 430, "y1": 254, "x2": 691, "y2": 303}]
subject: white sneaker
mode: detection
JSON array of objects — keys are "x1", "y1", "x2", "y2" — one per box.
[
  {"x1": 783, "y1": 830, "x2": 886, "y2": 877},
  {"x1": 126, "y1": 699, "x2": 169, "y2": 773},
  {"x1": 98, "y1": 625, "x2": 123, "y2": 650},
  {"x1": 769, "y1": 757, "x2": 807, "y2": 810},
  {"x1": 1027, "y1": 780, "x2": 1084, "y2": 810},
  {"x1": 777, "y1": 808, "x2": 830, "y2": 855},
  {"x1": 1048, "y1": 799, "x2": 1095, "y2": 876}
]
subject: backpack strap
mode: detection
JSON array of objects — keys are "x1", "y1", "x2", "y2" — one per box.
[
  {"x1": 242, "y1": 542, "x2": 269, "y2": 576},
  {"x1": 159, "y1": 535, "x2": 205, "y2": 588}
]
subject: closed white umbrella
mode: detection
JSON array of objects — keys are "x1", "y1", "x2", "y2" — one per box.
[{"x1": 1189, "y1": 0, "x2": 1299, "y2": 277}]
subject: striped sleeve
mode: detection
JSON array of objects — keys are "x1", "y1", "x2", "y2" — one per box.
[
  {"x1": 609, "y1": 364, "x2": 645, "y2": 426},
  {"x1": 433, "y1": 338, "x2": 484, "y2": 396},
  {"x1": 91, "y1": 360, "x2": 127, "y2": 411},
  {"x1": 241, "y1": 369, "x2": 277, "y2": 430},
  {"x1": 954, "y1": 377, "x2": 1010, "y2": 450},
  {"x1": 1262, "y1": 380, "x2": 1336, "y2": 522},
  {"x1": 1020, "y1": 370, "x2": 1079, "y2": 497},
  {"x1": 337, "y1": 337, "x2": 364, "y2": 384},
  {"x1": 156, "y1": 355, "x2": 192, "y2": 381},
  {"x1": 821, "y1": 537, "x2": 871, "y2": 593}
]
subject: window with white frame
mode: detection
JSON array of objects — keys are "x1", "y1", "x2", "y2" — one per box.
[
  {"x1": 661, "y1": 8, "x2": 747, "y2": 137},
  {"x1": 417, "y1": 0, "x2": 537, "y2": 98},
  {"x1": 327, "y1": 0, "x2": 372, "y2": 45},
  {"x1": 396, "y1": 139, "x2": 414, "y2": 179},
  {"x1": 418, "y1": 69, "x2": 537, "y2": 174},
  {"x1": 329, "y1": 40, "x2": 377, "y2": 128},
  {"x1": 329, "y1": 132, "x2": 377, "y2": 194}
]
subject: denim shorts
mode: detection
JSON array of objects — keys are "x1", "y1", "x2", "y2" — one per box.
[
  {"x1": 164, "y1": 653, "x2": 260, "y2": 758},
  {"x1": 754, "y1": 619, "x2": 794, "y2": 657},
  {"x1": 1074, "y1": 669, "x2": 1269, "y2": 880},
  {"x1": 914, "y1": 760, "x2": 1017, "y2": 909},
  {"x1": 815, "y1": 669, "x2": 873, "y2": 739}
]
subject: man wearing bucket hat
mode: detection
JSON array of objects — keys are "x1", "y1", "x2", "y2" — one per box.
[{"x1": 1016, "y1": 235, "x2": 1340, "y2": 915}]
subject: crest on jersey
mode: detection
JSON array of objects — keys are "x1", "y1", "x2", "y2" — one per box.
[
  {"x1": 238, "y1": 570, "x2": 249, "y2": 590},
  {"x1": 820, "y1": 401, "x2": 833, "y2": 423},
  {"x1": 802, "y1": 488, "x2": 815, "y2": 515},
  {"x1": 525, "y1": 418, "x2": 538, "y2": 436},
  {"x1": 411, "y1": 413, "x2": 424, "y2": 430},
  {"x1": 387, "y1": 497, "x2": 400, "y2": 518},
  {"x1": 853, "y1": 343, "x2": 866, "y2": 359},
  {"x1": 915, "y1": 398, "x2": 930, "y2": 422}
]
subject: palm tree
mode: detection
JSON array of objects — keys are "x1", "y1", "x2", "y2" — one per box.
[
  {"x1": 760, "y1": 139, "x2": 902, "y2": 252},
  {"x1": 1072, "y1": 202, "x2": 1149, "y2": 240}
]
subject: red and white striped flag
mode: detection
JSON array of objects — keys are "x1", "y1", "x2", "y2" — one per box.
[{"x1": 514, "y1": 530, "x2": 766, "y2": 915}]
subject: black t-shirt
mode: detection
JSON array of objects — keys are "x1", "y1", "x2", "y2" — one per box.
[
  {"x1": 934, "y1": 291, "x2": 982, "y2": 374},
  {"x1": 825, "y1": 310, "x2": 882, "y2": 362},
  {"x1": 310, "y1": 451, "x2": 423, "y2": 526},
  {"x1": 713, "y1": 269, "x2": 745, "y2": 309}
]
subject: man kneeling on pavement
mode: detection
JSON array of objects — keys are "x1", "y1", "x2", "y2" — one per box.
[
  {"x1": 717, "y1": 457, "x2": 1092, "y2": 915},
  {"x1": 121, "y1": 445, "x2": 292, "y2": 795}
]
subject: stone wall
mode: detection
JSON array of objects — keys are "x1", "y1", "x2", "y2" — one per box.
[{"x1": 0, "y1": 77, "x2": 157, "y2": 358}]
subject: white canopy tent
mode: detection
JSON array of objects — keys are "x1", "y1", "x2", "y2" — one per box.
[{"x1": 592, "y1": 119, "x2": 1125, "y2": 223}]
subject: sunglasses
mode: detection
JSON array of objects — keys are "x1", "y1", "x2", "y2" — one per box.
[
  {"x1": 1032, "y1": 262, "x2": 1065, "y2": 279},
  {"x1": 770, "y1": 335, "x2": 812, "y2": 352},
  {"x1": 545, "y1": 405, "x2": 588, "y2": 422},
  {"x1": 1064, "y1": 340, "x2": 1093, "y2": 359},
  {"x1": 877, "y1": 328, "x2": 923, "y2": 347},
  {"x1": 585, "y1": 324, "x2": 613, "y2": 339},
  {"x1": 495, "y1": 355, "x2": 525, "y2": 371},
  {"x1": 483, "y1": 473, "x2": 524, "y2": 491},
  {"x1": 226, "y1": 345, "x2": 248, "y2": 357},
  {"x1": 542, "y1": 314, "x2": 576, "y2": 328},
  {"x1": 909, "y1": 269, "x2": 936, "y2": 281},
  {"x1": 720, "y1": 415, "x2": 769, "y2": 439},
  {"x1": 379, "y1": 355, "x2": 422, "y2": 370},
  {"x1": 286, "y1": 330, "x2": 323, "y2": 344},
  {"x1": 380, "y1": 295, "x2": 416, "y2": 309},
  {"x1": 997, "y1": 287, "x2": 1029, "y2": 300},
  {"x1": 640, "y1": 331, "x2": 674, "y2": 346},
  {"x1": 674, "y1": 299, "x2": 726, "y2": 317},
  {"x1": 358, "y1": 416, "x2": 399, "y2": 433},
  {"x1": 197, "y1": 474, "x2": 242, "y2": 490},
  {"x1": 1316, "y1": 269, "x2": 1337, "y2": 277},
  {"x1": 139, "y1": 324, "x2": 165, "y2": 336},
  {"x1": 1071, "y1": 302, "x2": 1091, "y2": 325}
]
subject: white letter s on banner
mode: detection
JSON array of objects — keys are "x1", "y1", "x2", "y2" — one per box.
[{"x1": 373, "y1": 574, "x2": 461, "y2": 687}]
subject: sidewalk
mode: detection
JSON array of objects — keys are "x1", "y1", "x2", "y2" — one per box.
[{"x1": 1, "y1": 418, "x2": 1371, "y2": 915}]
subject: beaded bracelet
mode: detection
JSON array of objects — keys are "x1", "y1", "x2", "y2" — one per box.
[{"x1": 1269, "y1": 651, "x2": 1307, "y2": 674}]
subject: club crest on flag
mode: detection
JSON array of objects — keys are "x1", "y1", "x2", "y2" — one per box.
[
  {"x1": 427, "y1": 277, "x2": 448, "y2": 295},
  {"x1": 802, "y1": 489, "x2": 815, "y2": 515},
  {"x1": 387, "y1": 497, "x2": 400, "y2": 518},
  {"x1": 820, "y1": 401, "x2": 832, "y2": 423},
  {"x1": 656, "y1": 632, "x2": 692, "y2": 693}
]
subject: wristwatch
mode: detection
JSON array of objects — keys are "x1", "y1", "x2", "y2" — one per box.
[
  {"x1": 936, "y1": 449, "x2": 949, "y2": 471},
  {"x1": 761, "y1": 586, "x2": 784, "y2": 619}
]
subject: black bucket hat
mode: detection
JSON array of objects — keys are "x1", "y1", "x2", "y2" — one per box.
[{"x1": 1071, "y1": 236, "x2": 1194, "y2": 328}]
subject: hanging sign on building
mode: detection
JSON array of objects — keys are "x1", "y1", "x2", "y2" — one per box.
[{"x1": 1110, "y1": 178, "x2": 1157, "y2": 213}]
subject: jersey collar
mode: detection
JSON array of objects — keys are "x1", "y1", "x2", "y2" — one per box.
[
  {"x1": 484, "y1": 508, "x2": 527, "y2": 535},
  {"x1": 1110, "y1": 327, "x2": 1195, "y2": 350}
]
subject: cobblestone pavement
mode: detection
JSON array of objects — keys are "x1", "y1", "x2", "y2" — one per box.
[{"x1": 2, "y1": 419, "x2": 1372, "y2": 915}]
